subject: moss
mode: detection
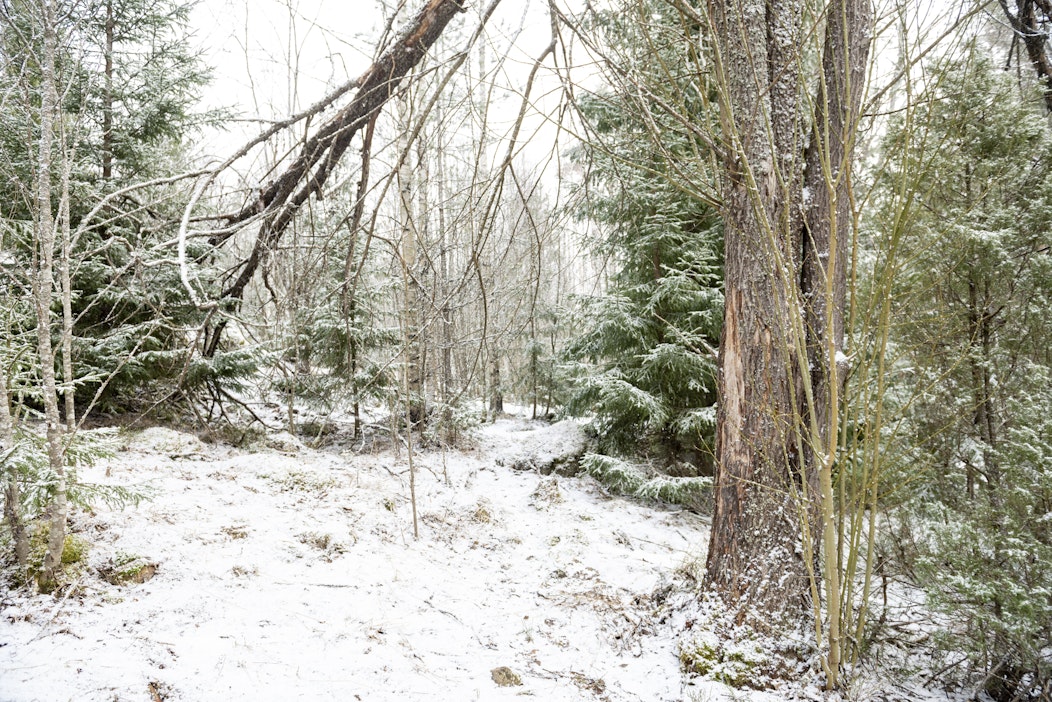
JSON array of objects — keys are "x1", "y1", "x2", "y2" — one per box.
[
  {"x1": 61, "y1": 534, "x2": 88, "y2": 565},
  {"x1": 678, "y1": 638, "x2": 764, "y2": 689},
  {"x1": 99, "y1": 553, "x2": 158, "y2": 585},
  {"x1": 679, "y1": 641, "x2": 719, "y2": 676},
  {"x1": 22, "y1": 522, "x2": 90, "y2": 591}
]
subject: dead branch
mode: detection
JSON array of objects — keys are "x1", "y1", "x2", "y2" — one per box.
[{"x1": 194, "y1": 0, "x2": 493, "y2": 355}]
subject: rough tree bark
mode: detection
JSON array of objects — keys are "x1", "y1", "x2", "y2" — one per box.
[
  {"x1": 703, "y1": 0, "x2": 871, "y2": 634},
  {"x1": 703, "y1": 0, "x2": 808, "y2": 622}
]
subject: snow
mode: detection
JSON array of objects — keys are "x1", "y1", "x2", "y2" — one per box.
[
  {"x1": 488, "y1": 417, "x2": 589, "y2": 472},
  {"x1": 0, "y1": 417, "x2": 713, "y2": 701}
]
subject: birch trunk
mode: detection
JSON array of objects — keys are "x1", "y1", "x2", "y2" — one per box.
[{"x1": 31, "y1": 0, "x2": 69, "y2": 591}]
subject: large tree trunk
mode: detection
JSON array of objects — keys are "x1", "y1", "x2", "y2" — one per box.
[
  {"x1": 704, "y1": 0, "x2": 871, "y2": 635},
  {"x1": 704, "y1": 0, "x2": 809, "y2": 623}
]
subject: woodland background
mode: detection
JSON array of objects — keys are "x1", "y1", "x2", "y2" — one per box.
[{"x1": 1, "y1": 0, "x2": 1050, "y2": 698}]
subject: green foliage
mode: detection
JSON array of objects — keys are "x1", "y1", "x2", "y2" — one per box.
[
  {"x1": 98, "y1": 552, "x2": 157, "y2": 585},
  {"x1": 563, "y1": 0, "x2": 722, "y2": 468},
  {"x1": 74, "y1": 0, "x2": 214, "y2": 179},
  {"x1": 581, "y1": 453, "x2": 710, "y2": 510},
  {"x1": 424, "y1": 400, "x2": 485, "y2": 447},
  {"x1": 184, "y1": 347, "x2": 268, "y2": 397},
  {"x1": 679, "y1": 638, "x2": 766, "y2": 688},
  {"x1": 23, "y1": 524, "x2": 90, "y2": 591},
  {"x1": 0, "y1": 0, "x2": 238, "y2": 416},
  {"x1": 512, "y1": 304, "x2": 569, "y2": 417},
  {"x1": 1, "y1": 427, "x2": 147, "y2": 518},
  {"x1": 872, "y1": 49, "x2": 1052, "y2": 697},
  {"x1": 911, "y1": 371, "x2": 1052, "y2": 697},
  {"x1": 293, "y1": 288, "x2": 398, "y2": 411},
  {"x1": 64, "y1": 235, "x2": 229, "y2": 412},
  {"x1": 257, "y1": 213, "x2": 398, "y2": 431}
]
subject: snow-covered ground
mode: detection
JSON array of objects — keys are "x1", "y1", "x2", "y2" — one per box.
[{"x1": 1, "y1": 417, "x2": 733, "y2": 701}]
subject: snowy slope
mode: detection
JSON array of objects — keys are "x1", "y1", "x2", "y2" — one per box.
[{"x1": 0, "y1": 418, "x2": 720, "y2": 701}]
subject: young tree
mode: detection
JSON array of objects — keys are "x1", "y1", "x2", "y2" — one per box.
[
  {"x1": 0, "y1": 0, "x2": 219, "y2": 417},
  {"x1": 565, "y1": 0, "x2": 723, "y2": 469},
  {"x1": 21, "y1": 0, "x2": 69, "y2": 591},
  {"x1": 0, "y1": 0, "x2": 213, "y2": 587}
]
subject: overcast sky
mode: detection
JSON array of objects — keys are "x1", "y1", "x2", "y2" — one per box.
[{"x1": 190, "y1": 0, "x2": 559, "y2": 126}]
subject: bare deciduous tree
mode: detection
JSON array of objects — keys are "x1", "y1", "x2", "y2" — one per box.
[{"x1": 27, "y1": 0, "x2": 71, "y2": 591}]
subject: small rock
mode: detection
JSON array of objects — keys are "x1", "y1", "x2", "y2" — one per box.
[{"x1": 99, "y1": 557, "x2": 158, "y2": 586}]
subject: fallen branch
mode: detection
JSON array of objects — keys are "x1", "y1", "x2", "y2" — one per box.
[{"x1": 181, "y1": 0, "x2": 503, "y2": 356}]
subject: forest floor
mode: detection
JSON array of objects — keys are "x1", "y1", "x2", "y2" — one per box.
[
  {"x1": 0, "y1": 412, "x2": 957, "y2": 701},
  {"x1": 0, "y1": 414, "x2": 723, "y2": 701}
]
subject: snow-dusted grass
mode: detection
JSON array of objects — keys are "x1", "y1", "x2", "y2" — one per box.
[{"x1": 1, "y1": 417, "x2": 717, "y2": 701}]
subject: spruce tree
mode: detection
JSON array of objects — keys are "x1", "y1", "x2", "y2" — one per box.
[
  {"x1": 0, "y1": 0, "x2": 239, "y2": 415},
  {"x1": 565, "y1": 0, "x2": 722, "y2": 470}
]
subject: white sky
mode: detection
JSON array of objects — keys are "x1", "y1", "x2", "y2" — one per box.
[
  {"x1": 189, "y1": 0, "x2": 563, "y2": 143},
  {"x1": 183, "y1": 0, "x2": 581, "y2": 251}
]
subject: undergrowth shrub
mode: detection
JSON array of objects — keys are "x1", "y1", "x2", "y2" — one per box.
[{"x1": 581, "y1": 453, "x2": 710, "y2": 511}]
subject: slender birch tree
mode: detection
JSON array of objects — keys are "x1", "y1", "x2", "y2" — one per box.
[{"x1": 23, "y1": 0, "x2": 70, "y2": 591}]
